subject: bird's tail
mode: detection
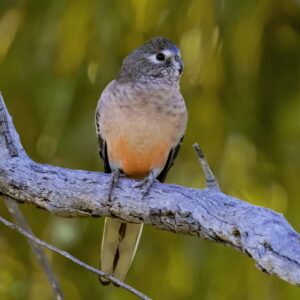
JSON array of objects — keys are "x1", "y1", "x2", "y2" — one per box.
[{"x1": 99, "y1": 217, "x2": 143, "y2": 285}]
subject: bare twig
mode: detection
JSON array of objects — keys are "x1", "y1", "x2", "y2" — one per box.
[
  {"x1": 193, "y1": 143, "x2": 220, "y2": 191},
  {"x1": 0, "y1": 214, "x2": 151, "y2": 300},
  {"x1": 3, "y1": 196, "x2": 64, "y2": 300},
  {"x1": 0, "y1": 93, "x2": 299, "y2": 287}
]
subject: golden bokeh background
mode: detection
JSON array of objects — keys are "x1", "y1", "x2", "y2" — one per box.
[{"x1": 0, "y1": 0, "x2": 300, "y2": 299}]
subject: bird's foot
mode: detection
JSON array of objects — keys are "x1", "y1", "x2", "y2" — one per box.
[
  {"x1": 135, "y1": 171, "x2": 157, "y2": 200},
  {"x1": 107, "y1": 169, "x2": 122, "y2": 201}
]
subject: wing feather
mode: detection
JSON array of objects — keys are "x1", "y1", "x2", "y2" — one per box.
[
  {"x1": 96, "y1": 110, "x2": 111, "y2": 173},
  {"x1": 157, "y1": 136, "x2": 184, "y2": 183}
]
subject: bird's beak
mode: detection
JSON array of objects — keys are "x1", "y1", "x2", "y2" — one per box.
[
  {"x1": 178, "y1": 61, "x2": 183, "y2": 75},
  {"x1": 165, "y1": 51, "x2": 183, "y2": 75},
  {"x1": 173, "y1": 53, "x2": 183, "y2": 75}
]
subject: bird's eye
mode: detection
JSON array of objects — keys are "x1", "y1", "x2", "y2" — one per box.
[{"x1": 156, "y1": 53, "x2": 165, "y2": 61}]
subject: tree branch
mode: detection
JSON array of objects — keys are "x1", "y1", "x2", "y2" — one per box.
[
  {"x1": 3, "y1": 196, "x2": 64, "y2": 300},
  {"x1": 192, "y1": 143, "x2": 220, "y2": 191},
  {"x1": 0, "y1": 93, "x2": 299, "y2": 289},
  {"x1": 0, "y1": 214, "x2": 151, "y2": 300}
]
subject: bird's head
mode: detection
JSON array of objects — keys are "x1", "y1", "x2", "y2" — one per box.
[{"x1": 118, "y1": 37, "x2": 183, "y2": 85}]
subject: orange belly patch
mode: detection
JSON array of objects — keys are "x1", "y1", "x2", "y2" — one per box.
[{"x1": 108, "y1": 137, "x2": 169, "y2": 178}]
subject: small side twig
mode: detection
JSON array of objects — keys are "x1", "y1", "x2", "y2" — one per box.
[
  {"x1": 3, "y1": 196, "x2": 64, "y2": 300},
  {"x1": 193, "y1": 143, "x2": 220, "y2": 191},
  {"x1": 0, "y1": 214, "x2": 151, "y2": 300}
]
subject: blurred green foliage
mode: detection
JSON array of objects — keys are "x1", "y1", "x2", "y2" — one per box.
[{"x1": 0, "y1": 0, "x2": 300, "y2": 299}]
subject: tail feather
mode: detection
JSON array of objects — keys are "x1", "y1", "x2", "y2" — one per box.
[{"x1": 99, "y1": 217, "x2": 143, "y2": 284}]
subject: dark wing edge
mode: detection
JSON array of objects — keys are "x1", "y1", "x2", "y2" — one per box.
[
  {"x1": 96, "y1": 110, "x2": 111, "y2": 174},
  {"x1": 157, "y1": 136, "x2": 184, "y2": 183}
]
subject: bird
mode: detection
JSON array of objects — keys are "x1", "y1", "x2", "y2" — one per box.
[{"x1": 95, "y1": 36, "x2": 188, "y2": 285}]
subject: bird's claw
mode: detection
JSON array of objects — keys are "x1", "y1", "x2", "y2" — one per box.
[
  {"x1": 135, "y1": 171, "x2": 157, "y2": 200},
  {"x1": 107, "y1": 170, "x2": 122, "y2": 201}
]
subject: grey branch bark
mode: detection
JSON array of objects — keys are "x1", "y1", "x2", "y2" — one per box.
[{"x1": 0, "y1": 93, "x2": 299, "y2": 288}]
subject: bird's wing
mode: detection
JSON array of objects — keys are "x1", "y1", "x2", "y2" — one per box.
[
  {"x1": 96, "y1": 109, "x2": 111, "y2": 173},
  {"x1": 156, "y1": 136, "x2": 184, "y2": 183}
]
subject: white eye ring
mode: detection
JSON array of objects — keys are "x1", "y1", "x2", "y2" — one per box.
[
  {"x1": 147, "y1": 49, "x2": 169, "y2": 64},
  {"x1": 147, "y1": 54, "x2": 162, "y2": 64}
]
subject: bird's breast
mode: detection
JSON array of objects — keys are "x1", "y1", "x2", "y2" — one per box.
[
  {"x1": 108, "y1": 135, "x2": 170, "y2": 178},
  {"x1": 99, "y1": 81, "x2": 187, "y2": 177},
  {"x1": 105, "y1": 107, "x2": 183, "y2": 177}
]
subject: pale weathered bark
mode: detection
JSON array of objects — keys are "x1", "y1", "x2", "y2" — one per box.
[{"x1": 0, "y1": 93, "x2": 299, "y2": 288}]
